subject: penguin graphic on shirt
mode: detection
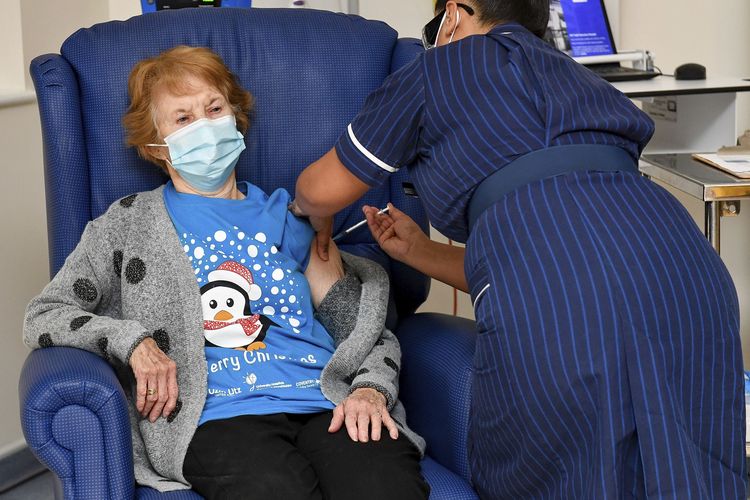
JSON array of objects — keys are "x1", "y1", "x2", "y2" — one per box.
[{"x1": 200, "y1": 261, "x2": 278, "y2": 351}]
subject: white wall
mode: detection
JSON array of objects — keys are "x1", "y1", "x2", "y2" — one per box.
[
  {"x1": 359, "y1": 0, "x2": 433, "y2": 39},
  {"x1": 0, "y1": 2, "x2": 25, "y2": 91},
  {"x1": 108, "y1": 0, "x2": 141, "y2": 21},
  {"x1": 620, "y1": 0, "x2": 750, "y2": 134},
  {"x1": 20, "y1": 0, "x2": 110, "y2": 88},
  {"x1": 0, "y1": 0, "x2": 121, "y2": 457},
  {"x1": 0, "y1": 101, "x2": 46, "y2": 455}
]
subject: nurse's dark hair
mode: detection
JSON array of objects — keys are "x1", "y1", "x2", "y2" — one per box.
[{"x1": 435, "y1": 0, "x2": 550, "y2": 38}]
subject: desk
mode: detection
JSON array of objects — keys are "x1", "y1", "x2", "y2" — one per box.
[
  {"x1": 612, "y1": 76, "x2": 750, "y2": 154},
  {"x1": 640, "y1": 154, "x2": 750, "y2": 253}
]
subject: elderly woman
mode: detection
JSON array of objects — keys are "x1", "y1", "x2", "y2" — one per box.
[{"x1": 24, "y1": 46, "x2": 428, "y2": 500}]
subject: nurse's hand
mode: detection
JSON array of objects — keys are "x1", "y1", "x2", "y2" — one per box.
[
  {"x1": 130, "y1": 337, "x2": 179, "y2": 423},
  {"x1": 365, "y1": 203, "x2": 470, "y2": 291},
  {"x1": 363, "y1": 203, "x2": 429, "y2": 265},
  {"x1": 329, "y1": 388, "x2": 399, "y2": 442},
  {"x1": 310, "y1": 215, "x2": 334, "y2": 261},
  {"x1": 289, "y1": 199, "x2": 333, "y2": 261}
]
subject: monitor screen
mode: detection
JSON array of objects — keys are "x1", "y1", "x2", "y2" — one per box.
[{"x1": 545, "y1": 0, "x2": 615, "y2": 57}]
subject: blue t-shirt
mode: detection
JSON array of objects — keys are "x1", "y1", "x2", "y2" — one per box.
[{"x1": 163, "y1": 181, "x2": 336, "y2": 425}]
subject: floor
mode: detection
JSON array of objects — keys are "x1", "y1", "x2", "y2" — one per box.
[
  {"x1": 3, "y1": 469, "x2": 750, "y2": 499},
  {"x1": 0, "y1": 471, "x2": 55, "y2": 500}
]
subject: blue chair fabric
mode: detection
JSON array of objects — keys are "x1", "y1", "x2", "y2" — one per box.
[
  {"x1": 23, "y1": 7, "x2": 477, "y2": 498},
  {"x1": 398, "y1": 313, "x2": 477, "y2": 484},
  {"x1": 20, "y1": 347, "x2": 135, "y2": 499}
]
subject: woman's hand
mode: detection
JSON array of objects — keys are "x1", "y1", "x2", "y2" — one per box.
[
  {"x1": 329, "y1": 387, "x2": 399, "y2": 443},
  {"x1": 363, "y1": 203, "x2": 429, "y2": 265},
  {"x1": 129, "y1": 337, "x2": 178, "y2": 423}
]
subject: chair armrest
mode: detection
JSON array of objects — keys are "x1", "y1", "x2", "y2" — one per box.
[
  {"x1": 19, "y1": 347, "x2": 135, "y2": 499},
  {"x1": 396, "y1": 313, "x2": 476, "y2": 483}
]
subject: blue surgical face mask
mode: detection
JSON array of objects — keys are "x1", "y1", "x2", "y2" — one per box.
[{"x1": 149, "y1": 115, "x2": 246, "y2": 193}]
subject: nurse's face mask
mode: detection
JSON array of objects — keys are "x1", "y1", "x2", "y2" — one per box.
[
  {"x1": 148, "y1": 115, "x2": 246, "y2": 193},
  {"x1": 422, "y1": 2, "x2": 475, "y2": 50}
]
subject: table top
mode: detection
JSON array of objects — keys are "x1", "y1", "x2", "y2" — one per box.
[
  {"x1": 641, "y1": 153, "x2": 750, "y2": 201},
  {"x1": 613, "y1": 76, "x2": 750, "y2": 98}
]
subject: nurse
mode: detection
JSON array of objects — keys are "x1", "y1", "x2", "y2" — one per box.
[{"x1": 294, "y1": 0, "x2": 746, "y2": 498}]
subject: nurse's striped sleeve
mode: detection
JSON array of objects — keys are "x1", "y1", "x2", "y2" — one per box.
[{"x1": 335, "y1": 57, "x2": 425, "y2": 187}]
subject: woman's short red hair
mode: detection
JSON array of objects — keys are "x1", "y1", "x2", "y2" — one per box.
[{"x1": 123, "y1": 45, "x2": 254, "y2": 170}]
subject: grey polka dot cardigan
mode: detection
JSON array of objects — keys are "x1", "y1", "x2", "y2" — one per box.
[{"x1": 23, "y1": 186, "x2": 425, "y2": 492}]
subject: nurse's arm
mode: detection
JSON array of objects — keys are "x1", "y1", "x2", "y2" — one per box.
[
  {"x1": 364, "y1": 204, "x2": 469, "y2": 293},
  {"x1": 295, "y1": 148, "x2": 370, "y2": 217},
  {"x1": 295, "y1": 148, "x2": 370, "y2": 260},
  {"x1": 411, "y1": 239, "x2": 468, "y2": 293}
]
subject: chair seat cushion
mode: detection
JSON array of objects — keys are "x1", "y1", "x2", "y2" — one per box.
[{"x1": 420, "y1": 456, "x2": 478, "y2": 500}]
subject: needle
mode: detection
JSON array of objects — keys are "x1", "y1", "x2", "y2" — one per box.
[{"x1": 332, "y1": 206, "x2": 390, "y2": 242}]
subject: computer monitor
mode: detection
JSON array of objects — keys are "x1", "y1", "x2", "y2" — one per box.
[
  {"x1": 545, "y1": 0, "x2": 617, "y2": 58},
  {"x1": 141, "y1": 0, "x2": 251, "y2": 13}
]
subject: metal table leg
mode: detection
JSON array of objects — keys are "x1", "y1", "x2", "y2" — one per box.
[{"x1": 705, "y1": 201, "x2": 721, "y2": 254}]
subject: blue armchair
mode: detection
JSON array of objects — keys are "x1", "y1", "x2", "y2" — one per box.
[{"x1": 20, "y1": 8, "x2": 478, "y2": 499}]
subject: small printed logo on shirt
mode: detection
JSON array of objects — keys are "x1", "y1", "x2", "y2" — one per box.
[
  {"x1": 296, "y1": 379, "x2": 321, "y2": 389},
  {"x1": 242, "y1": 372, "x2": 293, "y2": 392},
  {"x1": 207, "y1": 387, "x2": 243, "y2": 397},
  {"x1": 245, "y1": 372, "x2": 258, "y2": 391},
  {"x1": 256, "y1": 381, "x2": 292, "y2": 390}
]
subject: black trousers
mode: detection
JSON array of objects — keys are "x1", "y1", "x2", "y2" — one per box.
[{"x1": 182, "y1": 411, "x2": 430, "y2": 500}]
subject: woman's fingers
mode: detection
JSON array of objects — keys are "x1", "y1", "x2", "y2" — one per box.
[
  {"x1": 162, "y1": 359, "x2": 179, "y2": 418},
  {"x1": 335, "y1": 389, "x2": 395, "y2": 443},
  {"x1": 328, "y1": 404, "x2": 346, "y2": 433},
  {"x1": 381, "y1": 409, "x2": 400, "y2": 440},
  {"x1": 148, "y1": 388, "x2": 164, "y2": 422},
  {"x1": 357, "y1": 411, "x2": 371, "y2": 442},
  {"x1": 370, "y1": 411, "x2": 383, "y2": 442},
  {"x1": 135, "y1": 373, "x2": 147, "y2": 413},
  {"x1": 148, "y1": 353, "x2": 175, "y2": 422},
  {"x1": 142, "y1": 377, "x2": 157, "y2": 418},
  {"x1": 130, "y1": 337, "x2": 178, "y2": 422},
  {"x1": 344, "y1": 403, "x2": 360, "y2": 441}
]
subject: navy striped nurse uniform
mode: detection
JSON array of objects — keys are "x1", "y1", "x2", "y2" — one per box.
[{"x1": 335, "y1": 23, "x2": 745, "y2": 499}]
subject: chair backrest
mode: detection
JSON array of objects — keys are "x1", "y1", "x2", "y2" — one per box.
[{"x1": 31, "y1": 7, "x2": 430, "y2": 321}]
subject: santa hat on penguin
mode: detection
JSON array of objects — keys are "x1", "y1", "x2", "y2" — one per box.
[{"x1": 207, "y1": 261, "x2": 262, "y2": 302}]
